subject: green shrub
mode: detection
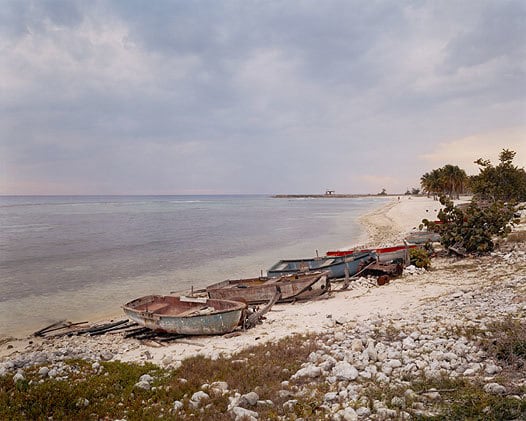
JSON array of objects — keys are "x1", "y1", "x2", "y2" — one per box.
[
  {"x1": 423, "y1": 196, "x2": 520, "y2": 254},
  {"x1": 409, "y1": 248, "x2": 431, "y2": 269}
]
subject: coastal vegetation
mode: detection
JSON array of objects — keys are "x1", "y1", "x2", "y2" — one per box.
[
  {"x1": 1, "y1": 305, "x2": 525, "y2": 420},
  {"x1": 409, "y1": 247, "x2": 431, "y2": 269},
  {"x1": 420, "y1": 165, "x2": 468, "y2": 200},
  {"x1": 470, "y1": 149, "x2": 526, "y2": 202},
  {"x1": 0, "y1": 335, "x2": 324, "y2": 420},
  {"x1": 424, "y1": 196, "x2": 519, "y2": 254},
  {"x1": 419, "y1": 149, "x2": 526, "y2": 202},
  {"x1": 421, "y1": 149, "x2": 525, "y2": 254}
]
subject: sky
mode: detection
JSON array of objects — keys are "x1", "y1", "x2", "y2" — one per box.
[{"x1": 1, "y1": 0, "x2": 525, "y2": 195}]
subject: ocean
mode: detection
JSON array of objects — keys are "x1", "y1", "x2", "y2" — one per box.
[{"x1": 0, "y1": 195, "x2": 388, "y2": 337}]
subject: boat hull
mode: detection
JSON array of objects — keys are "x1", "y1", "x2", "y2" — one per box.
[
  {"x1": 267, "y1": 251, "x2": 376, "y2": 279},
  {"x1": 404, "y1": 232, "x2": 441, "y2": 244},
  {"x1": 327, "y1": 245, "x2": 415, "y2": 263},
  {"x1": 206, "y1": 272, "x2": 329, "y2": 304},
  {"x1": 122, "y1": 295, "x2": 246, "y2": 335}
]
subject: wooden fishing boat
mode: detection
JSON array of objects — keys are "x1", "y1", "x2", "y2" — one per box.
[
  {"x1": 404, "y1": 231, "x2": 441, "y2": 244},
  {"x1": 206, "y1": 271, "x2": 330, "y2": 304},
  {"x1": 326, "y1": 244, "x2": 416, "y2": 263},
  {"x1": 122, "y1": 295, "x2": 246, "y2": 335},
  {"x1": 267, "y1": 251, "x2": 376, "y2": 279}
]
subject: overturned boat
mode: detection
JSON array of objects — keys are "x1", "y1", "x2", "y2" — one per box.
[
  {"x1": 122, "y1": 295, "x2": 246, "y2": 335},
  {"x1": 206, "y1": 271, "x2": 330, "y2": 304},
  {"x1": 267, "y1": 251, "x2": 376, "y2": 279}
]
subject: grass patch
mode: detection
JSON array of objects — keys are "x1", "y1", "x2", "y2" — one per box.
[
  {"x1": 409, "y1": 376, "x2": 526, "y2": 421},
  {"x1": 480, "y1": 316, "x2": 526, "y2": 369},
  {"x1": 0, "y1": 334, "x2": 325, "y2": 420}
]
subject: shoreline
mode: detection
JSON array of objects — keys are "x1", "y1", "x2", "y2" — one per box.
[
  {"x1": 1, "y1": 196, "x2": 525, "y2": 419},
  {"x1": 272, "y1": 194, "x2": 399, "y2": 199},
  {"x1": 0, "y1": 196, "x2": 463, "y2": 362},
  {"x1": 0, "y1": 196, "x2": 388, "y2": 340}
]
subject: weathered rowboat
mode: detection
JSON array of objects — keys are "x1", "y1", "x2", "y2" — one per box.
[
  {"x1": 404, "y1": 231, "x2": 441, "y2": 244},
  {"x1": 122, "y1": 295, "x2": 246, "y2": 335},
  {"x1": 206, "y1": 271, "x2": 330, "y2": 304},
  {"x1": 267, "y1": 251, "x2": 376, "y2": 279},
  {"x1": 327, "y1": 244, "x2": 416, "y2": 263}
]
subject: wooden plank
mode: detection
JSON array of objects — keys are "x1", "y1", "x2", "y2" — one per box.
[{"x1": 33, "y1": 320, "x2": 67, "y2": 336}]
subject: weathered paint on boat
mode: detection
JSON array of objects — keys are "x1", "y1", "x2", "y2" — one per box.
[
  {"x1": 404, "y1": 231, "x2": 441, "y2": 244},
  {"x1": 327, "y1": 245, "x2": 416, "y2": 263},
  {"x1": 267, "y1": 251, "x2": 376, "y2": 279},
  {"x1": 206, "y1": 271, "x2": 329, "y2": 304},
  {"x1": 122, "y1": 295, "x2": 246, "y2": 335}
]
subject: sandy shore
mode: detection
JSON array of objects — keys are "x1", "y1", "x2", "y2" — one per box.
[
  {"x1": 0, "y1": 196, "x2": 472, "y2": 363},
  {"x1": 2, "y1": 196, "x2": 524, "y2": 420}
]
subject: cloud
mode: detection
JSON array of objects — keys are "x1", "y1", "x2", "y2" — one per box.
[
  {"x1": 420, "y1": 127, "x2": 526, "y2": 174},
  {"x1": 0, "y1": 1, "x2": 525, "y2": 194}
]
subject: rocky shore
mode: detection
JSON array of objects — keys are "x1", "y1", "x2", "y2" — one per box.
[
  {"x1": 1, "y1": 197, "x2": 525, "y2": 419},
  {"x1": 294, "y1": 251, "x2": 525, "y2": 420},
  {"x1": 1, "y1": 245, "x2": 525, "y2": 419}
]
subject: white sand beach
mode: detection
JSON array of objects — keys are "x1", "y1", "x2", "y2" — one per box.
[{"x1": 0, "y1": 195, "x2": 488, "y2": 363}]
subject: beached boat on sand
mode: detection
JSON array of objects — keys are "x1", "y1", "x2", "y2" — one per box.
[
  {"x1": 206, "y1": 271, "x2": 330, "y2": 304},
  {"x1": 267, "y1": 251, "x2": 376, "y2": 279},
  {"x1": 122, "y1": 295, "x2": 246, "y2": 335},
  {"x1": 326, "y1": 244, "x2": 416, "y2": 263},
  {"x1": 404, "y1": 231, "x2": 441, "y2": 244}
]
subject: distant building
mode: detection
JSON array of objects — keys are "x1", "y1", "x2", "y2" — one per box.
[{"x1": 325, "y1": 190, "x2": 335, "y2": 195}]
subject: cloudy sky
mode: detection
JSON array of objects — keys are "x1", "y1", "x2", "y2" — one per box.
[{"x1": 1, "y1": 0, "x2": 525, "y2": 195}]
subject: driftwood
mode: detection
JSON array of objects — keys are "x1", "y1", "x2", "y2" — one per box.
[
  {"x1": 33, "y1": 320, "x2": 67, "y2": 337},
  {"x1": 449, "y1": 243, "x2": 467, "y2": 257},
  {"x1": 33, "y1": 321, "x2": 92, "y2": 337},
  {"x1": 244, "y1": 288, "x2": 282, "y2": 329},
  {"x1": 172, "y1": 340, "x2": 204, "y2": 347},
  {"x1": 124, "y1": 327, "x2": 150, "y2": 338},
  {"x1": 417, "y1": 388, "x2": 457, "y2": 394},
  {"x1": 89, "y1": 322, "x2": 138, "y2": 336},
  {"x1": 75, "y1": 319, "x2": 129, "y2": 336}
]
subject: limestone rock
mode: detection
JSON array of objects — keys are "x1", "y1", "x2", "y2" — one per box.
[
  {"x1": 483, "y1": 383, "x2": 507, "y2": 395},
  {"x1": 189, "y1": 391, "x2": 209, "y2": 408},
  {"x1": 139, "y1": 374, "x2": 154, "y2": 384},
  {"x1": 240, "y1": 391, "x2": 259, "y2": 407},
  {"x1": 292, "y1": 364, "x2": 322, "y2": 380},
  {"x1": 232, "y1": 406, "x2": 258, "y2": 421},
  {"x1": 332, "y1": 361, "x2": 358, "y2": 381},
  {"x1": 134, "y1": 380, "x2": 150, "y2": 390},
  {"x1": 283, "y1": 399, "x2": 298, "y2": 412}
]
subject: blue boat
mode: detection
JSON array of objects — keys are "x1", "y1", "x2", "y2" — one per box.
[{"x1": 267, "y1": 251, "x2": 377, "y2": 279}]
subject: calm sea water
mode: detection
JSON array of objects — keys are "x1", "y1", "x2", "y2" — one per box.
[{"x1": 0, "y1": 195, "x2": 388, "y2": 337}]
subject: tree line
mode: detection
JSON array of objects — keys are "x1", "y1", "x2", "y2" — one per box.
[
  {"x1": 420, "y1": 149, "x2": 526, "y2": 255},
  {"x1": 420, "y1": 149, "x2": 526, "y2": 203}
]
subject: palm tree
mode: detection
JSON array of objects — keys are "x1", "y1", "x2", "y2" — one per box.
[
  {"x1": 421, "y1": 165, "x2": 468, "y2": 200},
  {"x1": 441, "y1": 165, "x2": 468, "y2": 199},
  {"x1": 420, "y1": 169, "x2": 444, "y2": 200}
]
